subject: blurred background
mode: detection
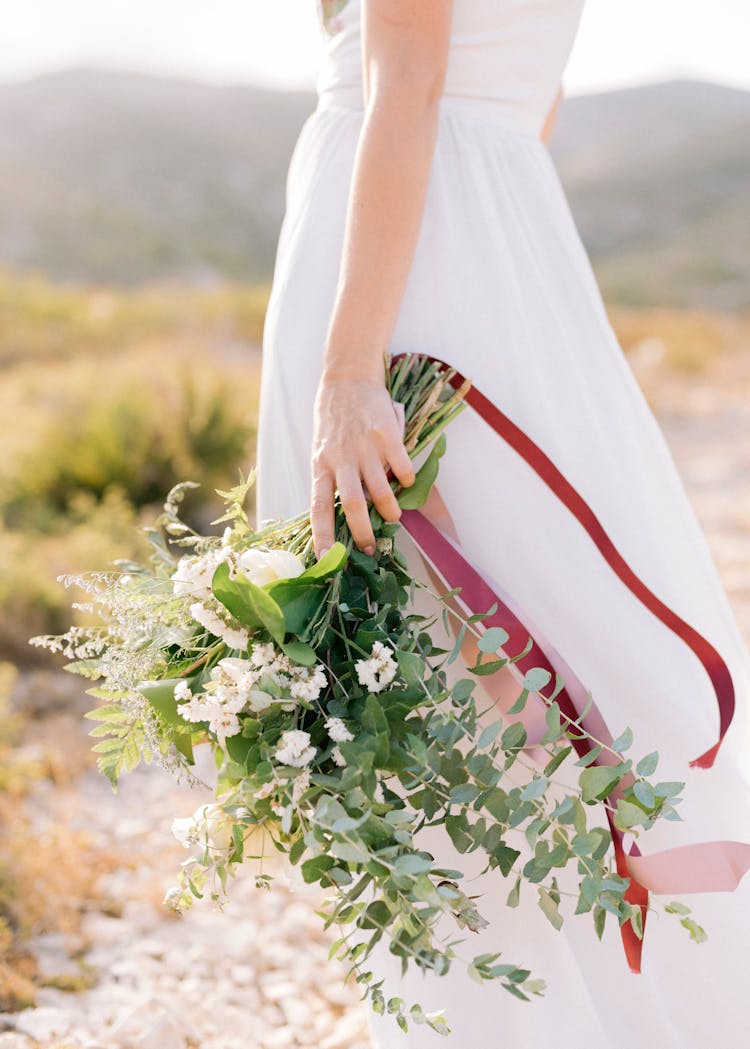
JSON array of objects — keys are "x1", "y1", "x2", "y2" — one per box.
[{"x1": 0, "y1": 1, "x2": 748, "y2": 1046}]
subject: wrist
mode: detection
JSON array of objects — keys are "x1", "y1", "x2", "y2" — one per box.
[{"x1": 320, "y1": 350, "x2": 386, "y2": 386}]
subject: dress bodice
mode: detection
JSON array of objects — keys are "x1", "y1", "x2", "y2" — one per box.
[{"x1": 315, "y1": 0, "x2": 586, "y2": 138}]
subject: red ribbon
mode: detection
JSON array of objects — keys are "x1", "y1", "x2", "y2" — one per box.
[{"x1": 391, "y1": 351, "x2": 742, "y2": 970}]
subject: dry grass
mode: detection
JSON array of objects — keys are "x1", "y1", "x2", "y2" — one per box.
[{"x1": 608, "y1": 303, "x2": 750, "y2": 373}]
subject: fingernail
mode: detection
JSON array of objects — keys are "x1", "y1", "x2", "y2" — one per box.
[
  {"x1": 364, "y1": 544, "x2": 376, "y2": 557},
  {"x1": 318, "y1": 546, "x2": 330, "y2": 559}
]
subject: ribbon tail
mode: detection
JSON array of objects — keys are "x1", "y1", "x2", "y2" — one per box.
[{"x1": 390, "y1": 350, "x2": 737, "y2": 767}]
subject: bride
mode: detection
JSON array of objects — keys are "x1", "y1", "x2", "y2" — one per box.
[{"x1": 256, "y1": 2, "x2": 750, "y2": 1046}]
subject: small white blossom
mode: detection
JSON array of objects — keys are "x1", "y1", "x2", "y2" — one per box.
[
  {"x1": 291, "y1": 769, "x2": 311, "y2": 806},
  {"x1": 174, "y1": 679, "x2": 192, "y2": 702},
  {"x1": 222, "y1": 625, "x2": 251, "y2": 651},
  {"x1": 178, "y1": 693, "x2": 216, "y2": 723},
  {"x1": 163, "y1": 886, "x2": 183, "y2": 910},
  {"x1": 325, "y1": 717, "x2": 354, "y2": 744},
  {"x1": 189, "y1": 602, "x2": 250, "y2": 651},
  {"x1": 355, "y1": 640, "x2": 399, "y2": 694},
  {"x1": 171, "y1": 548, "x2": 231, "y2": 602},
  {"x1": 210, "y1": 707, "x2": 242, "y2": 746},
  {"x1": 275, "y1": 729, "x2": 316, "y2": 768},
  {"x1": 331, "y1": 746, "x2": 346, "y2": 767},
  {"x1": 250, "y1": 641, "x2": 277, "y2": 668},
  {"x1": 289, "y1": 665, "x2": 328, "y2": 703}
]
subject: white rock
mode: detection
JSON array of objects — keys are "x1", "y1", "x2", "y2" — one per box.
[
  {"x1": 12, "y1": 1007, "x2": 77, "y2": 1040},
  {"x1": 0, "y1": 1035, "x2": 38, "y2": 1049},
  {"x1": 261, "y1": 980, "x2": 297, "y2": 1004},
  {"x1": 260, "y1": 1028, "x2": 295, "y2": 1049},
  {"x1": 133, "y1": 1016, "x2": 186, "y2": 1049}
]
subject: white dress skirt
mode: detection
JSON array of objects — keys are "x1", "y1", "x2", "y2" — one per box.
[{"x1": 255, "y1": 2, "x2": 750, "y2": 1046}]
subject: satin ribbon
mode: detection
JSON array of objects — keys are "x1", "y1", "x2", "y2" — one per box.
[{"x1": 390, "y1": 351, "x2": 750, "y2": 971}]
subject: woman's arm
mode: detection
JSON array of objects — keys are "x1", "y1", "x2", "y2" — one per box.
[
  {"x1": 310, "y1": 0, "x2": 455, "y2": 559},
  {"x1": 541, "y1": 85, "x2": 563, "y2": 144}
]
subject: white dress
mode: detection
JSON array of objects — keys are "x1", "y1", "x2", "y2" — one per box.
[{"x1": 255, "y1": 2, "x2": 750, "y2": 1046}]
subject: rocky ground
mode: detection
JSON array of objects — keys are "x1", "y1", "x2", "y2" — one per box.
[{"x1": 1, "y1": 348, "x2": 749, "y2": 1049}]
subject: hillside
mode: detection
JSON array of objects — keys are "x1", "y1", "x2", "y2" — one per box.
[{"x1": 0, "y1": 70, "x2": 748, "y2": 306}]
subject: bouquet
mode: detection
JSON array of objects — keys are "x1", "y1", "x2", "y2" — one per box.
[{"x1": 32, "y1": 354, "x2": 700, "y2": 1036}]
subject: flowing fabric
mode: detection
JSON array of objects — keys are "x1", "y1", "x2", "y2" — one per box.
[{"x1": 255, "y1": 1, "x2": 750, "y2": 1045}]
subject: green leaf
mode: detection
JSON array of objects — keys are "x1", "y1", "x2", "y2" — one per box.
[
  {"x1": 575, "y1": 744, "x2": 603, "y2": 767},
  {"x1": 330, "y1": 840, "x2": 371, "y2": 864},
  {"x1": 471, "y1": 658, "x2": 510, "y2": 677},
  {"x1": 477, "y1": 721, "x2": 502, "y2": 750},
  {"x1": 579, "y1": 765, "x2": 622, "y2": 803},
  {"x1": 492, "y1": 844, "x2": 521, "y2": 876},
  {"x1": 506, "y1": 876, "x2": 521, "y2": 908},
  {"x1": 279, "y1": 639, "x2": 318, "y2": 666},
  {"x1": 680, "y1": 917, "x2": 708, "y2": 944},
  {"x1": 138, "y1": 680, "x2": 191, "y2": 728},
  {"x1": 611, "y1": 727, "x2": 633, "y2": 753},
  {"x1": 593, "y1": 904, "x2": 607, "y2": 940},
  {"x1": 614, "y1": 800, "x2": 647, "y2": 831},
  {"x1": 538, "y1": 887, "x2": 563, "y2": 930},
  {"x1": 397, "y1": 433, "x2": 446, "y2": 509},
  {"x1": 445, "y1": 815, "x2": 474, "y2": 854},
  {"x1": 396, "y1": 649, "x2": 424, "y2": 689},
  {"x1": 520, "y1": 777, "x2": 548, "y2": 801},
  {"x1": 212, "y1": 561, "x2": 286, "y2": 644},
  {"x1": 544, "y1": 745, "x2": 572, "y2": 777},
  {"x1": 664, "y1": 900, "x2": 692, "y2": 916},
  {"x1": 301, "y1": 855, "x2": 336, "y2": 884},
  {"x1": 523, "y1": 667, "x2": 551, "y2": 692},
  {"x1": 293, "y1": 542, "x2": 347, "y2": 582},
  {"x1": 636, "y1": 751, "x2": 659, "y2": 777},
  {"x1": 393, "y1": 854, "x2": 433, "y2": 876},
  {"x1": 633, "y1": 780, "x2": 656, "y2": 809},
  {"x1": 501, "y1": 722, "x2": 527, "y2": 752},
  {"x1": 477, "y1": 627, "x2": 509, "y2": 653}
]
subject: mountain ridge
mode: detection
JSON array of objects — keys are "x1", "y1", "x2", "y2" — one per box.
[{"x1": 1, "y1": 70, "x2": 748, "y2": 307}]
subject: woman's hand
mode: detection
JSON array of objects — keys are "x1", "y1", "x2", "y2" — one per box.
[{"x1": 310, "y1": 370, "x2": 415, "y2": 558}]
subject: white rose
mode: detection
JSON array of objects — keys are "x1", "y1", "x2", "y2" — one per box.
[
  {"x1": 171, "y1": 803, "x2": 233, "y2": 853},
  {"x1": 238, "y1": 547, "x2": 305, "y2": 587}
]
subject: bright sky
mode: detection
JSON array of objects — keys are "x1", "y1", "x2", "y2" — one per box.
[{"x1": 1, "y1": 0, "x2": 749, "y2": 96}]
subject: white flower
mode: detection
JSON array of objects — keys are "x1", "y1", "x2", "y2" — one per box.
[
  {"x1": 250, "y1": 641, "x2": 277, "y2": 668},
  {"x1": 238, "y1": 547, "x2": 305, "y2": 588},
  {"x1": 210, "y1": 707, "x2": 242, "y2": 746},
  {"x1": 171, "y1": 548, "x2": 230, "y2": 601},
  {"x1": 331, "y1": 746, "x2": 346, "y2": 767},
  {"x1": 222, "y1": 625, "x2": 251, "y2": 651},
  {"x1": 291, "y1": 769, "x2": 311, "y2": 806},
  {"x1": 289, "y1": 664, "x2": 328, "y2": 703},
  {"x1": 189, "y1": 602, "x2": 250, "y2": 651},
  {"x1": 163, "y1": 886, "x2": 183, "y2": 910},
  {"x1": 354, "y1": 641, "x2": 399, "y2": 694},
  {"x1": 274, "y1": 729, "x2": 316, "y2": 768},
  {"x1": 178, "y1": 693, "x2": 216, "y2": 724},
  {"x1": 325, "y1": 717, "x2": 354, "y2": 743},
  {"x1": 174, "y1": 679, "x2": 192, "y2": 703},
  {"x1": 171, "y1": 803, "x2": 233, "y2": 853}
]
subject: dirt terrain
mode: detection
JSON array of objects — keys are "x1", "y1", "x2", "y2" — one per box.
[{"x1": 1, "y1": 347, "x2": 748, "y2": 1049}]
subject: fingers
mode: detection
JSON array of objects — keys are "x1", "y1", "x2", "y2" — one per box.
[
  {"x1": 336, "y1": 467, "x2": 376, "y2": 556},
  {"x1": 361, "y1": 454, "x2": 401, "y2": 524},
  {"x1": 384, "y1": 436, "x2": 416, "y2": 490},
  {"x1": 310, "y1": 469, "x2": 335, "y2": 560}
]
